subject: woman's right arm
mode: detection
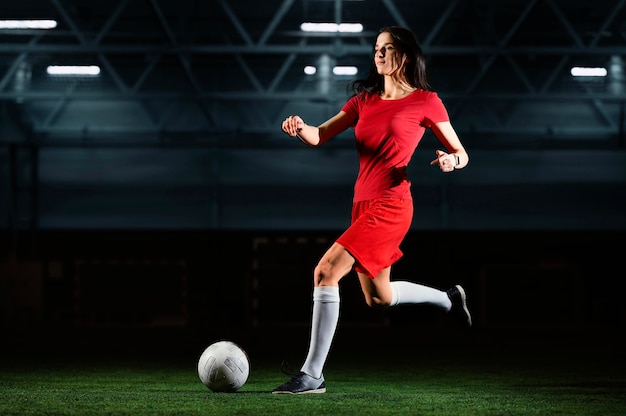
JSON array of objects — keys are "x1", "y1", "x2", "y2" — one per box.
[{"x1": 282, "y1": 111, "x2": 355, "y2": 147}]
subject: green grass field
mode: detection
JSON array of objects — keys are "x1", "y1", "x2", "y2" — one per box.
[{"x1": 2, "y1": 331, "x2": 625, "y2": 416}]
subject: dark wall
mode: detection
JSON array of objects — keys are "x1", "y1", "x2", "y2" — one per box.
[
  {"x1": 2, "y1": 229, "x2": 623, "y2": 342},
  {"x1": 3, "y1": 145, "x2": 626, "y2": 232}
]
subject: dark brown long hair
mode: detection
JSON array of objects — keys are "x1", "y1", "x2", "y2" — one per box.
[{"x1": 350, "y1": 26, "x2": 430, "y2": 97}]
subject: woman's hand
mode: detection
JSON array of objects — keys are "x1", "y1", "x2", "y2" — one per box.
[
  {"x1": 282, "y1": 115, "x2": 305, "y2": 137},
  {"x1": 430, "y1": 149, "x2": 457, "y2": 173}
]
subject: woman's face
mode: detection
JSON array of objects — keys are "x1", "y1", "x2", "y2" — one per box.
[{"x1": 373, "y1": 31, "x2": 405, "y2": 76}]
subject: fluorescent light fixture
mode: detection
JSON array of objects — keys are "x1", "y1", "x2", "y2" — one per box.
[
  {"x1": 304, "y1": 66, "x2": 358, "y2": 76},
  {"x1": 0, "y1": 19, "x2": 57, "y2": 29},
  {"x1": 47, "y1": 65, "x2": 101, "y2": 76},
  {"x1": 570, "y1": 67, "x2": 607, "y2": 77},
  {"x1": 333, "y1": 66, "x2": 358, "y2": 76},
  {"x1": 300, "y1": 22, "x2": 363, "y2": 33}
]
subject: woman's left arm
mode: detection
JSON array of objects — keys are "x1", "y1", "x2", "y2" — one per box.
[{"x1": 429, "y1": 121, "x2": 469, "y2": 172}]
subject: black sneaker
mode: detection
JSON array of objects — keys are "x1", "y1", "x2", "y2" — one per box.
[
  {"x1": 272, "y1": 372, "x2": 326, "y2": 394},
  {"x1": 446, "y1": 284, "x2": 472, "y2": 327}
]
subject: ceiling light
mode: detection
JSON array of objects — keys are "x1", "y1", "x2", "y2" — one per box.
[
  {"x1": 303, "y1": 66, "x2": 358, "y2": 76},
  {"x1": 570, "y1": 67, "x2": 607, "y2": 77},
  {"x1": 333, "y1": 66, "x2": 358, "y2": 76},
  {"x1": 47, "y1": 65, "x2": 101, "y2": 76},
  {"x1": 300, "y1": 22, "x2": 363, "y2": 33},
  {"x1": 0, "y1": 19, "x2": 57, "y2": 29}
]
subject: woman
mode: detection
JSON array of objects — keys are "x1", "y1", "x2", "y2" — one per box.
[{"x1": 272, "y1": 26, "x2": 471, "y2": 394}]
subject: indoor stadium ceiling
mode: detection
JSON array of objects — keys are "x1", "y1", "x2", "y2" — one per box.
[
  {"x1": 1, "y1": 0, "x2": 626, "y2": 231},
  {"x1": 1, "y1": 0, "x2": 625, "y2": 148}
]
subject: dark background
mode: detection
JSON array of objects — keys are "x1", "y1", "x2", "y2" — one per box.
[{"x1": 1, "y1": 0, "x2": 625, "y2": 354}]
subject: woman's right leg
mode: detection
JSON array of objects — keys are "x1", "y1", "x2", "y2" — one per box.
[
  {"x1": 300, "y1": 243, "x2": 354, "y2": 374},
  {"x1": 272, "y1": 242, "x2": 355, "y2": 394}
]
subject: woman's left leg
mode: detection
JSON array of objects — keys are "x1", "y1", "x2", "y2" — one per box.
[
  {"x1": 357, "y1": 267, "x2": 393, "y2": 307},
  {"x1": 358, "y1": 269, "x2": 472, "y2": 326},
  {"x1": 358, "y1": 268, "x2": 452, "y2": 310}
]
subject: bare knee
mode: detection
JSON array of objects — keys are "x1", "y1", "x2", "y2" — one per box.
[
  {"x1": 312, "y1": 243, "x2": 355, "y2": 286},
  {"x1": 357, "y1": 268, "x2": 393, "y2": 309},
  {"x1": 313, "y1": 262, "x2": 342, "y2": 286},
  {"x1": 364, "y1": 295, "x2": 391, "y2": 309}
]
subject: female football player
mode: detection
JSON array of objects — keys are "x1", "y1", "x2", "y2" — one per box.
[{"x1": 273, "y1": 25, "x2": 472, "y2": 394}]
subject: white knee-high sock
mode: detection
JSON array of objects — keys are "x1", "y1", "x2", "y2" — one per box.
[
  {"x1": 390, "y1": 281, "x2": 451, "y2": 310},
  {"x1": 300, "y1": 286, "x2": 340, "y2": 379}
]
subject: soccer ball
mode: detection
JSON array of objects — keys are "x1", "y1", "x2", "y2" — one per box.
[{"x1": 197, "y1": 341, "x2": 250, "y2": 392}]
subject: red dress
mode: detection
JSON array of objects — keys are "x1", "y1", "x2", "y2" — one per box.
[{"x1": 336, "y1": 90, "x2": 450, "y2": 278}]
